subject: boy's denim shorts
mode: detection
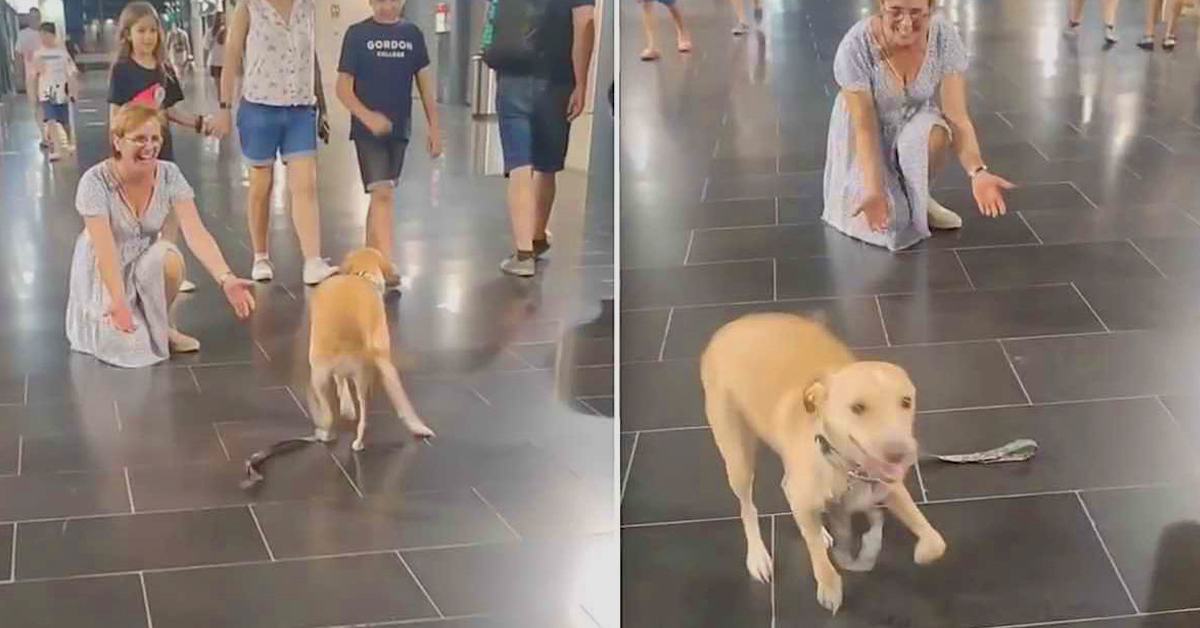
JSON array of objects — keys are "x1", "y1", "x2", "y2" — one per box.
[
  {"x1": 496, "y1": 75, "x2": 573, "y2": 175},
  {"x1": 236, "y1": 100, "x2": 317, "y2": 166},
  {"x1": 41, "y1": 101, "x2": 69, "y2": 126}
]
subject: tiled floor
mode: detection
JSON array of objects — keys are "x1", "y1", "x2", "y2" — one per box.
[
  {"x1": 620, "y1": 0, "x2": 1200, "y2": 626},
  {"x1": 0, "y1": 71, "x2": 614, "y2": 626}
]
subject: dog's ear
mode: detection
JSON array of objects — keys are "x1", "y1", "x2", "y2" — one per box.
[{"x1": 803, "y1": 379, "x2": 827, "y2": 414}]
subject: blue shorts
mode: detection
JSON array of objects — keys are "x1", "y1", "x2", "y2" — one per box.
[
  {"x1": 496, "y1": 75, "x2": 573, "y2": 175},
  {"x1": 639, "y1": 0, "x2": 676, "y2": 5},
  {"x1": 236, "y1": 100, "x2": 318, "y2": 166},
  {"x1": 42, "y1": 101, "x2": 69, "y2": 126}
]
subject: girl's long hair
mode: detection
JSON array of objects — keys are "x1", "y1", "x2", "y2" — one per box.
[{"x1": 113, "y1": 2, "x2": 169, "y2": 74}]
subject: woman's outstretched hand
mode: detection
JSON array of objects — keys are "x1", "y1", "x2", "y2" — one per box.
[
  {"x1": 106, "y1": 302, "x2": 136, "y2": 333},
  {"x1": 972, "y1": 171, "x2": 1016, "y2": 217},
  {"x1": 854, "y1": 191, "x2": 891, "y2": 233},
  {"x1": 222, "y1": 277, "x2": 257, "y2": 319}
]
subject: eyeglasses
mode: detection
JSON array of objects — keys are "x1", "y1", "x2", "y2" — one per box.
[
  {"x1": 121, "y1": 134, "x2": 163, "y2": 147},
  {"x1": 882, "y1": 7, "x2": 930, "y2": 23}
]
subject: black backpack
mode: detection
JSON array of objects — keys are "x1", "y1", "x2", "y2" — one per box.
[{"x1": 481, "y1": 0, "x2": 544, "y2": 74}]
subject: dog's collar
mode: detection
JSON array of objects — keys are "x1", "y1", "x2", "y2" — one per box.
[
  {"x1": 349, "y1": 270, "x2": 386, "y2": 294},
  {"x1": 815, "y1": 433, "x2": 885, "y2": 484}
]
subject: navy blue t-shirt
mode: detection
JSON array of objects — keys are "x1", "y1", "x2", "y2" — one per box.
[
  {"x1": 337, "y1": 19, "x2": 430, "y2": 141},
  {"x1": 536, "y1": 0, "x2": 594, "y2": 86}
]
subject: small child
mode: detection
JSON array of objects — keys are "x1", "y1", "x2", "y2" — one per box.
[
  {"x1": 336, "y1": 0, "x2": 442, "y2": 292},
  {"x1": 30, "y1": 23, "x2": 79, "y2": 161},
  {"x1": 638, "y1": 0, "x2": 693, "y2": 61}
]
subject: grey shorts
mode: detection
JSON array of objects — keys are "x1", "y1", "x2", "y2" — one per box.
[{"x1": 354, "y1": 135, "x2": 409, "y2": 193}]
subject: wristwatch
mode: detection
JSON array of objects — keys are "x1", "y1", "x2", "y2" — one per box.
[
  {"x1": 970, "y1": 165, "x2": 989, "y2": 178},
  {"x1": 218, "y1": 102, "x2": 231, "y2": 110}
]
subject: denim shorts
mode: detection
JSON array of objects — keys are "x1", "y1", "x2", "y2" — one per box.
[
  {"x1": 354, "y1": 135, "x2": 408, "y2": 193},
  {"x1": 42, "y1": 101, "x2": 69, "y2": 126},
  {"x1": 236, "y1": 100, "x2": 317, "y2": 166},
  {"x1": 496, "y1": 75, "x2": 573, "y2": 175}
]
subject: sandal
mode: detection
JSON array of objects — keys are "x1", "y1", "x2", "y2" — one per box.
[
  {"x1": 640, "y1": 47, "x2": 661, "y2": 61},
  {"x1": 1137, "y1": 35, "x2": 1155, "y2": 50},
  {"x1": 1164, "y1": 35, "x2": 1177, "y2": 50}
]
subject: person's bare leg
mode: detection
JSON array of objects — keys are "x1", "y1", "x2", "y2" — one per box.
[
  {"x1": 1068, "y1": 0, "x2": 1086, "y2": 24},
  {"x1": 27, "y1": 86, "x2": 44, "y2": 142},
  {"x1": 163, "y1": 249, "x2": 199, "y2": 352},
  {"x1": 365, "y1": 186, "x2": 395, "y2": 258},
  {"x1": 640, "y1": 1, "x2": 661, "y2": 60},
  {"x1": 1103, "y1": 0, "x2": 1121, "y2": 25},
  {"x1": 508, "y1": 166, "x2": 536, "y2": 252},
  {"x1": 285, "y1": 156, "x2": 321, "y2": 259},
  {"x1": 533, "y1": 171, "x2": 556, "y2": 241},
  {"x1": 247, "y1": 165, "x2": 274, "y2": 257},
  {"x1": 668, "y1": 4, "x2": 693, "y2": 51},
  {"x1": 728, "y1": 0, "x2": 747, "y2": 31},
  {"x1": 1145, "y1": 0, "x2": 1162, "y2": 35},
  {"x1": 1164, "y1": 0, "x2": 1184, "y2": 41}
]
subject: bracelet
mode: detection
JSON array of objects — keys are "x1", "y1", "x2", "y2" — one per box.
[
  {"x1": 216, "y1": 271, "x2": 234, "y2": 287},
  {"x1": 218, "y1": 102, "x2": 231, "y2": 110},
  {"x1": 195, "y1": 115, "x2": 204, "y2": 133},
  {"x1": 970, "y1": 165, "x2": 989, "y2": 179}
]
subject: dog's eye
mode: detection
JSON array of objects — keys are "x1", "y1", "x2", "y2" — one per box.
[
  {"x1": 900, "y1": 396, "x2": 913, "y2": 409},
  {"x1": 851, "y1": 402, "x2": 866, "y2": 415}
]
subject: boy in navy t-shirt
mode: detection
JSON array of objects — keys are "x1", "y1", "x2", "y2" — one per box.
[{"x1": 336, "y1": 0, "x2": 441, "y2": 285}]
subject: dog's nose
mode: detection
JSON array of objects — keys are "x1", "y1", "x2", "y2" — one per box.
[{"x1": 881, "y1": 442, "x2": 913, "y2": 465}]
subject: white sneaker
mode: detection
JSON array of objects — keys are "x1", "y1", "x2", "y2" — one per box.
[
  {"x1": 179, "y1": 279, "x2": 196, "y2": 293},
  {"x1": 251, "y1": 257, "x2": 274, "y2": 282},
  {"x1": 928, "y1": 198, "x2": 963, "y2": 230},
  {"x1": 303, "y1": 257, "x2": 338, "y2": 285}
]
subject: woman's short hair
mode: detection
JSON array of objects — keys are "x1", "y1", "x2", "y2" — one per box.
[{"x1": 110, "y1": 103, "x2": 165, "y2": 157}]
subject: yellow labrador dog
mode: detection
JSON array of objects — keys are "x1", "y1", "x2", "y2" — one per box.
[
  {"x1": 701, "y1": 313, "x2": 945, "y2": 614},
  {"x1": 308, "y1": 248, "x2": 434, "y2": 451}
]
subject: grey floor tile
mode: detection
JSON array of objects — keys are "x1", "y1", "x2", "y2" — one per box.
[
  {"x1": 1082, "y1": 485, "x2": 1200, "y2": 612},
  {"x1": 0, "y1": 575, "x2": 149, "y2": 628},
  {"x1": 1075, "y1": 278, "x2": 1200, "y2": 331},
  {"x1": 858, "y1": 341, "x2": 1028, "y2": 411},
  {"x1": 620, "y1": 360, "x2": 705, "y2": 432},
  {"x1": 1005, "y1": 330, "x2": 1200, "y2": 402},
  {"x1": 775, "y1": 494, "x2": 1133, "y2": 626},
  {"x1": 958, "y1": 242, "x2": 1162, "y2": 289},
  {"x1": 1021, "y1": 207, "x2": 1200, "y2": 245},
  {"x1": 879, "y1": 284, "x2": 1103, "y2": 344},
  {"x1": 776, "y1": 250, "x2": 971, "y2": 299},
  {"x1": 918, "y1": 398, "x2": 1198, "y2": 499},
  {"x1": 0, "y1": 471, "x2": 131, "y2": 522},
  {"x1": 620, "y1": 428, "x2": 789, "y2": 525},
  {"x1": 661, "y1": 297, "x2": 886, "y2": 359},
  {"x1": 127, "y1": 456, "x2": 358, "y2": 512},
  {"x1": 252, "y1": 490, "x2": 515, "y2": 558},
  {"x1": 15, "y1": 507, "x2": 269, "y2": 579},
  {"x1": 143, "y1": 553, "x2": 437, "y2": 627},
  {"x1": 622, "y1": 519, "x2": 772, "y2": 628},
  {"x1": 621, "y1": 260, "x2": 775, "y2": 309}
]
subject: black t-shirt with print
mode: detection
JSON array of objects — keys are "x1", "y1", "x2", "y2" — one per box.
[
  {"x1": 535, "y1": 0, "x2": 594, "y2": 86},
  {"x1": 108, "y1": 59, "x2": 185, "y2": 161}
]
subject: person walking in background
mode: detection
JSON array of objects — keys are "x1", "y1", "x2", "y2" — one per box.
[
  {"x1": 492, "y1": 0, "x2": 596, "y2": 277},
  {"x1": 729, "y1": 0, "x2": 763, "y2": 35},
  {"x1": 16, "y1": 8, "x2": 46, "y2": 147},
  {"x1": 1160, "y1": 0, "x2": 1188, "y2": 49},
  {"x1": 336, "y1": 0, "x2": 443, "y2": 292},
  {"x1": 207, "y1": 13, "x2": 226, "y2": 86},
  {"x1": 1065, "y1": 0, "x2": 1122, "y2": 44},
  {"x1": 30, "y1": 23, "x2": 79, "y2": 162},
  {"x1": 210, "y1": 0, "x2": 338, "y2": 286},
  {"x1": 638, "y1": 0, "x2": 692, "y2": 61},
  {"x1": 109, "y1": 2, "x2": 211, "y2": 293}
]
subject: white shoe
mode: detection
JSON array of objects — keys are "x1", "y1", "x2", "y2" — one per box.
[
  {"x1": 251, "y1": 257, "x2": 274, "y2": 282},
  {"x1": 303, "y1": 257, "x2": 338, "y2": 285},
  {"x1": 928, "y1": 198, "x2": 963, "y2": 230},
  {"x1": 168, "y1": 329, "x2": 201, "y2": 353},
  {"x1": 179, "y1": 279, "x2": 196, "y2": 293}
]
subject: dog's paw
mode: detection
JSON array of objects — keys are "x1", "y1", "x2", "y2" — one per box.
[
  {"x1": 313, "y1": 428, "x2": 336, "y2": 443},
  {"x1": 405, "y1": 418, "x2": 435, "y2": 439},
  {"x1": 914, "y1": 530, "x2": 947, "y2": 565},
  {"x1": 815, "y1": 572, "x2": 843, "y2": 614},
  {"x1": 745, "y1": 544, "x2": 773, "y2": 583}
]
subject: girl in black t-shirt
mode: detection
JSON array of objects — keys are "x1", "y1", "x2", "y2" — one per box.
[
  {"x1": 109, "y1": 2, "x2": 210, "y2": 163},
  {"x1": 108, "y1": 2, "x2": 211, "y2": 291}
]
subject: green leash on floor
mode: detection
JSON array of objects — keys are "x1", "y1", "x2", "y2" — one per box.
[
  {"x1": 240, "y1": 436, "x2": 324, "y2": 490},
  {"x1": 923, "y1": 438, "x2": 1039, "y2": 464}
]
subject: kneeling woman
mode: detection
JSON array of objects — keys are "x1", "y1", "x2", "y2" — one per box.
[
  {"x1": 66, "y1": 103, "x2": 255, "y2": 368},
  {"x1": 823, "y1": 0, "x2": 1013, "y2": 251}
]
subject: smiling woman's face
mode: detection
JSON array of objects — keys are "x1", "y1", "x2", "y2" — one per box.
[
  {"x1": 879, "y1": 0, "x2": 932, "y2": 48},
  {"x1": 113, "y1": 119, "x2": 163, "y2": 170}
]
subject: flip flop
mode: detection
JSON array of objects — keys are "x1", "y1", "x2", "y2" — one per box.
[{"x1": 640, "y1": 48, "x2": 661, "y2": 61}]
